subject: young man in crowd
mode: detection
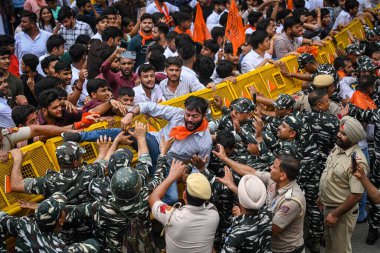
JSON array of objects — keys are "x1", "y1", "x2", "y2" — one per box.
[{"x1": 133, "y1": 63, "x2": 165, "y2": 104}]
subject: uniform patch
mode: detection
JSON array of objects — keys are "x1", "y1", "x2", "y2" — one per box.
[
  {"x1": 281, "y1": 205, "x2": 290, "y2": 213},
  {"x1": 159, "y1": 204, "x2": 171, "y2": 214}
]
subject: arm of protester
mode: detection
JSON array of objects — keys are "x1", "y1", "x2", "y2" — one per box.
[
  {"x1": 353, "y1": 163, "x2": 380, "y2": 204},
  {"x1": 279, "y1": 62, "x2": 312, "y2": 81},
  {"x1": 100, "y1": 48, "x2": 125, "y2": 88},
  {"x1": 249, "y1": 86, "x2": 275, "y2": 107},
  {"x1": 95, "y1": 135, "x2": 112, "y2": 163},
  {"x1": 128, "y1": 121, "x2": 149, "y2": 157},
  {"x1": 212, "y1": 144, "x2": 257, "y2": 176},
  {"x1": 9, "y1": 149, "x2": 25, "y2": 192},
  {"x1": 89, "y1": 98, "x2": 127, "y2": 116},
  {"x1": 216, "y1": 166, "x2": 238, "y2": 194},
  {"x1": 68, "y1": 69, "x2": 87, "y2": 105}
]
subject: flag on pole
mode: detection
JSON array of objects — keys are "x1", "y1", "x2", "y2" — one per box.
[
  {"x1": 225, "y1": 0, "x2": 245, "y2": 55},
  {"x1": 193, "y1": 3, "x2": 211, "y2": 43}
]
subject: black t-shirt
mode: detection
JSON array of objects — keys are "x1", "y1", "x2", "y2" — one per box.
[{"x1": 20, "y1": 73, "x2": 43, "y2": 107}]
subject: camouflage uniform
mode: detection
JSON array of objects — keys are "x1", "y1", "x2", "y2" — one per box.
[
  {"x1": 65, "y1": 154, "x2": 166, "y2": 252},
  {"x1": 23, "y1": 142, "x2": 107, "y2": 243},
  {"x1": 218, "y1": 98, "x2": 256, "y2": 144},
  {"x1": 346, "y1": 43, "x2": 362, "y2": 57},
  {"x1": 0, "y1": 193, "x2": 99, "y2": 252},
  {"x1": 221, "y1": 208, "x2": 272, "y2": 253},
  {"x1": 349, "y1": 104, "x2": 380, "y2": 235}
]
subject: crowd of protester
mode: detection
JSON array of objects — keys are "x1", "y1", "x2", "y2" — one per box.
[{"x1": 0, "y1": 0, "x2": 380, "y2": 252}]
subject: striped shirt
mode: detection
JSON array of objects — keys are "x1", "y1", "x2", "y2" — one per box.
[
  {"x1": 139, "y1": 102, "x2": 212, "y2": 164},
  {"x1": 159, "y1": 75, "x2": 205, "y2": 100}
]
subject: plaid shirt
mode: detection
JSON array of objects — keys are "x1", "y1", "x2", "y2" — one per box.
[{"x1": 59, "y1": 20, "x2": 94, "y2": 50}]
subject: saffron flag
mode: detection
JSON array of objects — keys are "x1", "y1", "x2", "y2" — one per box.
[
  {"x1": 225, "y1": 0, "x2": 245, "y2": 55},
  {"x1": 288, "y1": 0, "x2": 293, "y2": 10},
  {"x1": 193, "y1": 3, "x2": 211, "y2": 43}
]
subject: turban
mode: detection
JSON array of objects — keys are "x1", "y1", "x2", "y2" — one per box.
[
  {"x1": 238, "y1": 175, "x2": 267, "y2": 210},
  {"x1": 340, "y1": 116, "x2": 366, "y2": 143}
]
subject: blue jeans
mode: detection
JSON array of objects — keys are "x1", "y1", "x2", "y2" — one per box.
[
  {"x1": 358, "y1": 147, "x2": 370, "y2": 222},
  {"x1": 79, "y1": 128, "x2": 178, "y2": 204}
]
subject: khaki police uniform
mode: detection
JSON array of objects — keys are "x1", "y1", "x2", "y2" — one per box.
[
  {"x1": 319, "y1": 144, "x2": 368, "y2": 253},
  {"x1": 152, "y1": 200, "x2": 219, "y2": 253},
  {"x1": 256, "y1": 171, "x2": 306, "y2": 253},
  {"x1": 293, "y1": 93, "x2": 341, "y2": 116}
]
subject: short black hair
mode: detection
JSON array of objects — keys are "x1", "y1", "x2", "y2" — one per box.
[
  {"x1": 193, "y1": 55, "x2": 215, "y2": 82},
  {"x1": 102, "y1": 26, "x2": 123, "y2": 42},
  {"x1": 216, "y1": 130, "x2": 235, "y2": 150},
  {"x1": 75, "y1": 34, "x2": 91, "y2": 45},
  {"x1": 41, "y1": 55, "x2": 60, "y2": 74},
  {"x1": 184, "y1": 96, "x2": 209, "y2": 114},
  {"x1": 256, "y1": 18, "x2": 272, "y2": 32},
  {"x1": 333, "y1": 55, "x2": 351, "y2": 70},
  {"x1": 102, "y1": 6, "x2": 118, "y2": 16},
  {"x1": 148, "y1": 51, "x2": 166, "y2": 72},
  {"x1": 96, "y1": 14, "x2": 108, "y2": 24},
  {"x1": 247, "y1": 11, "x2": 263, "y2": 26},
  {"x1": 250, "y1": 30, "x2": 268, "y2": 49},
  {"x1": 320, "y1": 8, "x2": 330, "y2": 19},
  {"x1": 293, "y1": 0, "x2": 305, "y2": 8},
  {"x1": 22, "y1": 54, "x2": 39, "y2": 72},
  {"x1": 219, "y1": 12, "x2": 228, "y2": 27},
  {"x1": 0, "y1": 35, "x2": 15, "y2": 47},
  {"x1": 38, "y1": 89, "x2": 60, "y2": 108},
  {"x1": 276, "y1": 9, "x2": 293, "y2": 23},
  {"x1": 174, "y1": 11, "x2": 192, "y2": 26},
  {"x1": 0, "y1": 47, "x2": 11, "y2": 56},
  {"x1": 156, "y1": 23, "x2": 170, "y2": 36},
  {"x1": 87, "y1": 78, "x2": 108, "y2": 95},
  {"x1": 308, "y1": 88, "x2": 328, "y2": 107},
  {"x1": 54, "y1": 61, "x2": 71, "y2": 73},
  {"x1": 152, "y1": 12, "x2": 165, "y2": 25},
  {"x1": 46, "y1": 35, "x2": 65, "y2": 53},
  {"x1": 140, "y1": 13, "x2": 153, "y2": 22},
  {"x1": 35, "y1": 77, "x2": 64, "y2": 97},
  {"x1": 284, "y1": 16, "x2": 302, "y2": 31},
  {"x1": 216, "y1": 60, "x2": 233, "y2": 78},
  {"x1": 345, "y1": 0, "x2": 359, "y2": 12},
  {"x1": 138, "y1": 63, "x2": 156, "y2": 76},
  {"x1": 203, "y1": 39, "x2": 220, "y2": 54},
  {"x1": 57, "y1": 6, "x2": 73, "y2": 22},
  {"x1": 277, "y1": 154, "x2": 300, "y2": 181},
  {"x1": 178, "y1": 44, "x2": 196, "y2": 61},
  {"x1": 12, "y1": 105, "x2": 36, "y2": 126},
  {"x1": 165, "y1": 56, "x2": 183, "y2": 68},
  {"x1": 357, "y1": 75, "x2": 377, "y2": 92},
  {"x1": 76, "y1": 0, "x2": 90, "y2": 9},
  {"x1": 119, "y1": 87, "x2": 135, "y2": 97},
  {"x1": 166, "y1": 31, "x2": 178, "y2": 42},
  {"x1": 21, "y1": 10, "x2": 37, "y2": 24},
  {"x1": 211, "y1": 27, "x2": 225, "y2": 41},
  {"x1": 175, "y1": 34, "x2": 194, "y2": 51},
  {"x1": 69, "y1": 43, "x2": 87, "y2": 63}
]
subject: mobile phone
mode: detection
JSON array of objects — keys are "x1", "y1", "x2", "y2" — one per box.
[{"x1": 351, "y1": 151, "x2": 357, "y2": 173}]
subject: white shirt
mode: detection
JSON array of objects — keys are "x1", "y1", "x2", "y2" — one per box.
[
  {"x1": 333, "y1": 10, "x2": 352, "y2": 30},
  {"x1": 164, "y1": 47, "x2": 178, "y2": 58},
  {"x1": 37, "y1": 53, "x2": 50, "y2": 77},
  {"x1": 180, "y1": 66, "x2": 202, "y2": 86},
  {"x1": 152, "y1": 200, "x2": 219, "y2": 253},
  {"x1": 241, "y1": 50, "x2": 272, "y2": 73},
  {"x1": 159, "y1": 75, "x2": 205, "y2": 100},
  {"x1": 146, "y1": 1, "x2": 179, "y2": 15},
  {"x1": 245, "y1": 27, "x2": 255, "y2": 35},
  {"x1": 358, "y1": 0, "x2": 372, "y2": 13},
  {"x1": 91, "y1": 33, "x2": 102, "y2": 41},
  {"x1": 133, "y1": 84, "x2": 165, "y2": 104},
  {"x1": 70, "y1": 65, "x2": 88, "y2": 107},
  {"x1": 339, "y1": 76, "x2": 356, "y2": 100},
  {"x1": 306, "y1": 0, "x2": 323, "y2": 10},
  {"x1": 0, "y1": 97, "x2": 15, "y2": 128}
]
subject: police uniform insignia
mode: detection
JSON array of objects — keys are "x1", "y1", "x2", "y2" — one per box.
[{"x1": 281, "y1": 205, "x2": 290, "y2": 213}]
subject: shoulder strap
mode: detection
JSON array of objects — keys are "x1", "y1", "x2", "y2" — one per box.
[{"x1": 275, "y1": 188, "x2": 304, "y2": 217}]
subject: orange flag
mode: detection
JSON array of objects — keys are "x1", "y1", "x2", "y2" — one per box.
[
  {"x1": 288, "y1": 0, "x2": 293, "y2": 10},
  {"x1": 225, "y1": 0, "x2": 245, "y2": 56},
  {"x1": 193, "y1": 3, "x2": 211, "y2": 43}
]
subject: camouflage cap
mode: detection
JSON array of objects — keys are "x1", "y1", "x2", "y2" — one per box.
[
  {"x1": 110, "y1": 167, "x2": 142, "y2": 201},
  {"x1": 297, "y1": 53, "x2": 316, "y2": 70},
  {"x1": 64, "y1": 239, "x2": 100, "y2": 253},
  {"x1": 283, "y1": 115, "x2": 303, "y2": 137},
  {"x1": 108, "y1": 148, "x2": 134, "y2": 178},
  {"x1": 366, "y1": 26, "x2": 380, "y2": 38},
  {"x1": 314, "y1": 64, "x2": 339, "y2": 86},
  {"x1": 35, "y1": 192, "x2": 67, "y2": 230},
  {"x1": 273, "y1": 94, "x2": 295, "y2": 110},
  {"x1": 357, "y1": 55, "x2": 378, "y2": 72},
  {"x1": 230, "y1": 98, "x2": 256, "y2": 113},
  {"x1": 346, "y1": 44, "x2": 362, "y2": 56},
  {"x1": 56, "y1": 141, "x2": 86, "y2": 166},
  {"x1": 244, "y1": 132, "x2": 257, "y2": 144}
]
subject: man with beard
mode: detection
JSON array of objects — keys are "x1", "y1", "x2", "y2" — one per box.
[
  {"x1": 146, "y1": 23, "x2": 170, "y2": 61},
  {"x1": 133, "y1": 63, "x2": 165, "y2": 104},
  {"x1": 146, "y1": 0, "x2": 179, "y2": 20},
  {"x1": 319, "y1": 116, "x2": 368, "y2": 253},
  {"x1": 76, "y1": 0, "x2": 97, "y2": 33},
  {"x1": 121, "y1": 96, "x2": 212, "y2": 204},
  {"x1": 206, "y1": 0, "x2": 226, "y2": 31},
  {"x1": 159, "y1": 56, "x2": 204, "y2": 100},
  {"x1": 274, "y1": 16, "x2": 304, "y2": 59},
  {"x1": 100, "y1": 47, "x2": 139, "y2": 98},
  {"x1": 15, "y1": 11, "x2": 51, "y2": 73},
  {"x1": 58, "y1": 6, "x2": 94, "y2": 50},
  {"x1": 128, "y1": 13, "x2": 154, "y2": 71}
]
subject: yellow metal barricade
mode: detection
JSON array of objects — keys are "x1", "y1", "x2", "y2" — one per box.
[
  {"x1": 0, "y1": 141, "x2": 54, "y2": 214},
  {"x1": 230, "y1": 69, "x2": 269, "y2": 99}
]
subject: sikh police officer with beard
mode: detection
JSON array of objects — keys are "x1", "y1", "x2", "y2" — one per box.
[
  {"x1": 0, "y1": 191, "x2": 99, "y2": 252},
  {"x1": 64, "y1": 122, "x2": 170, "y2": 252}
]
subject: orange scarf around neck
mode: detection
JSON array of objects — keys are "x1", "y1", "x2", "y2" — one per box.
[
  {"x1": 154, "y1": 0, "x2": 171, "y2": 24},
  {"x1": 337, "y1": 70, "x2": 346, "y2": 79},
  {"x1": 174, "y1": 26, "x2": 192, "y2": 37},
  {"x1": 139, "y1": 30, "x2": 153, "y2": 45},
  {"x1": 350, "y1": 90, "x2": 377, "y2": 110},
  {"x1": 169, "y1": 119, "x2": 208, "y2": 140}
]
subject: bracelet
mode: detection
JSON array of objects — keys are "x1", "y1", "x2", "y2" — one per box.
[
  {"x1": 74, "y1": 85, "x2": 83, "y2": 92},
  {"x1": 108, "y1": 98, "x2": 115, "y2": 106}
]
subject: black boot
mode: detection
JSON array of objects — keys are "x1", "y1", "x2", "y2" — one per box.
[
  {"x1": 366, "y1": 226, "x2": 380, "y2": 245},
  {"x1": 306, "y1": 237, "x2": 320, "y2": 253}
]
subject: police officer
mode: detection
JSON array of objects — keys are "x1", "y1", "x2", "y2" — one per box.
[
  {"x1": 64, "y1": 122, "x2": 168, "y2": 252},
  {"x1": 319, "y1": 116, "x2": 368, "y2": 253},
  {"x1": 0, "y1": 192, "x2": 99, "y2": 252}
]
